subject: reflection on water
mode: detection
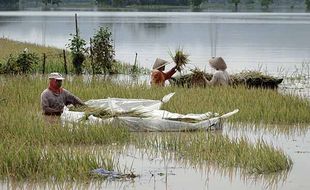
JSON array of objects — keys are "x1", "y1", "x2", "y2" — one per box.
[
  {"x1": 224, "y1": 123, "x2": 310, "y2": 190},
  {"x1": 0, "y1": 129, "x2": 297, "y2": 190},
  {"x1": 1, "y1": 12, "x2": 310, "y2": 74}
]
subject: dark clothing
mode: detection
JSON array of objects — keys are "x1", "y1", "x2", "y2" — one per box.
[{"x1": 41, "y1": 88, "x2": 84, "y2": 115}]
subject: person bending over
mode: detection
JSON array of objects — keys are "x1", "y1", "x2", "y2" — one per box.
[{"x1": 41, "y1": 72, "x2": 84, "y2": 115}]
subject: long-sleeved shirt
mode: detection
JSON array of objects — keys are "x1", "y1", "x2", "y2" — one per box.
[
  {"x1": 151, "y1": 67, "x2": 177, "y2": 86},
  {"x1": 41, "y1": 88, "x2": 84, "y2": 115},
  {"x1": 208, "y1": 70, "x2": 230, "y2": 86}
]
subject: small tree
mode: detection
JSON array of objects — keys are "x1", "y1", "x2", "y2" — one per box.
[
  {"x1": 0, "y1": 49, "x2": 39, "y2": 74},
  {"x1": 306, "y1": 0, "x2": 310, "y2": 10},
  {"x1": 67, "y1": 33, "x2": 86, "y2": 75},
  {"x1": 0, "y1": 55, "x2": 18, "y2": 74},
  {"x1": 16, "y1": 49, "x2": 39, "y2": 74},
  {"x1": 92, "y1": 27, "x2": 115, "y2": 74}
]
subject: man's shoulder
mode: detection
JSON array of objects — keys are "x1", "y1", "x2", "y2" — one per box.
[
  {"x1": 62, "y1": 88, "x2": 71, "y2": 94},
  {"x1": 41, "y1": 88, "x2": 51, "y2": 96},
  {"x1": 214, "y1": 70, "x2": 228, "y2": 76}
]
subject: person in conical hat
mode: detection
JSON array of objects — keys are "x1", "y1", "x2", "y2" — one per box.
[
  {"x1": 40, "y1": 72, "x2": 84, "y2": 115},
  {"x1": 206, "y1": 57, "x2": 230, "y2": 86},
  {"x1": 151, "y1": 58, "x2": 179, "y2": 86}
]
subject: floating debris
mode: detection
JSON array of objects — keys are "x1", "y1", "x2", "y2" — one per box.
[{"x1": 91, "y1": 168, "x2": 138, "y2": 179}]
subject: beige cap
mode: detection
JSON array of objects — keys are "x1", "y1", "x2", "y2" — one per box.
[
  {"x1": 48, "y1": 72, "x2": 65, "y2": 80},
  {"x1": 209, "y1": 57, "x2": 227, "y2": 71},
  {"x1": 152, "y1": 58, "x2": 170, "y2": 70}
]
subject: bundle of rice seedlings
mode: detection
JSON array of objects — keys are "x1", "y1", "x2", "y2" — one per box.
[
  {"x1": 170, "y1": 48, "x2": 189, "y2": 72},
  {"x1": 231, "y1": 70, "x2": 283, "y2": 89},
  {"x1": 190, "y1": 68, "x2": 209, "y2": 87}
]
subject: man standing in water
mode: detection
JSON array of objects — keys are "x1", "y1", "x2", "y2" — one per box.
[
  {"x1": 41, "y1": 72, "x2": 84, "y2": 115},
  {"x1": 150, "y1": 58, "x2": 179, "y2": 86}
]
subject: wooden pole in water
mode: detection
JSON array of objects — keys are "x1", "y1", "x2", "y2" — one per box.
[
  {"x1": 63, "y1": 50, "x2": 68, "y2": 75},
  {"x1": 134, "y1": 52, "x2": 138, "y2": 66},
  {"x1": 42, "y1": 53, "x2": 46, "y2": 74},
  {"x1": 90, "y1": 38, "x2": 95, "y2": 75},
  {"x1": 75, "y1": 13, "x2": 78, "y2": 36}
]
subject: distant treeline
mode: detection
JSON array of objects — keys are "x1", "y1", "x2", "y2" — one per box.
[{"x1": 1, "y1": 0, "x2": 309, "y2": 9}]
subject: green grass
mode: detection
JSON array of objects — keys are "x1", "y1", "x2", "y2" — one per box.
[
  {"x1": 0, "y1": 38, "x2": 149, "y2": 75},
  {"x1": 53, "y1": 76, "x2": 310, "y2": 125},
  {"x1": 0, "y1": 75, "x2": 306, "y2": 180},
  {"x1": 0, "y1": 143, "x2": 115, "y2": 181},
  {"x1": 137, "y1": 132, "x2": 292, "y2": 174}
]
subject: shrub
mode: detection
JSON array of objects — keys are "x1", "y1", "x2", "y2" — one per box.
[
  {"x1": 0, "y1": 49, "x2": 39, "y2": 74},
  {"x1": 92, "y1": 27, "x2": 115, "y2": 74},
  {"x1": 306, "y1": 0, "x2": 310, "y2": 10},
  {"x1": 67, "y1": 33, "x2": 87, "y2": 75}
]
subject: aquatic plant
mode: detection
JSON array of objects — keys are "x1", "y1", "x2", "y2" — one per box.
[
  {"x1": 0, "y1": 75, "x2": 308, "y2": 180},
  {"x1": 138, "y1": 132, "x2": 293, "y2": 174}
]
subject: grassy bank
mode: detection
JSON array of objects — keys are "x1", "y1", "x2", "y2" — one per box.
[
  {"x1": 0, "y1": 75, "x2": 305, "y2": 179},
  {"x1": 0, "y1": 38, "x2": 149, "y2": 75}
]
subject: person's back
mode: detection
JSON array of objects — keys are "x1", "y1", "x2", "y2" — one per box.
[
  {"x1": 209, "y1": 70, "x2": 230, "y2": 86},
  {"x1": 150, "y1": 58, "x2": 177, "y2": 87},
  {"x1": 207, "y1": 57, "x2": 230, "y2": 86}
]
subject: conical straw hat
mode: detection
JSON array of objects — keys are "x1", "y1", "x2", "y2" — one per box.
[
  {"x1": 152, "y1": 58, "x2": 170, "y2": 70},
  {"x1": 209, "y1": 57, "x2": 227, "y2": 71}
]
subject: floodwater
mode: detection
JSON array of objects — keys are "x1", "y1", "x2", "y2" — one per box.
[
  {"x1": 1, "y1": 11, "x2": 310, "y2": 189},
  {"x1": 1, "y1": 124, "x2": 310, "y2": 190},
  {"x1": 1, "y1": 11, "x2": 310, "y2": 74}
]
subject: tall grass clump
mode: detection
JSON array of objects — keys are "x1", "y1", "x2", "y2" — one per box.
[
  {"x1": 160, "y1": 86, "x2": 310, "y2": 125},
  {"x1": 0, "y1": 142, "x2": 114, "y2": 180},
  {"x1": 0, "y1": 75, "x2": 134, "y2": 180},
  {"x1": 0, "y1": 75, "x2": 308, "y2": 180},
  {"x1": 139, "y1": 132, "x2": 292, "y2": 174},
  {"x1": 2, "y1": 75, "x2": 310, "y2": 126}
]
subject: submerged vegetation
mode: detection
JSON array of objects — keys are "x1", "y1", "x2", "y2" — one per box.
[
  {"x1": 0, "y1": 75, "x2": 308, "y2": 180},
  {"x1": 139, "y1": 132, "x2": 292, "y2": 174}
]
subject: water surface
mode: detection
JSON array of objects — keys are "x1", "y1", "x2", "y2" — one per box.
[{"x1": 1, "y1": 11, "x2": 310, "y2": 74}]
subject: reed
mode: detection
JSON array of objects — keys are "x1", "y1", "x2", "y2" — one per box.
[
  {"x1": 1, "y1": 75, "x2": 310, "y2": 125},
  {"x1": 0, "y1": 75, "x2": 308, "y2": 180},
  {"x1": 0, "y1": 141, "x2": 115, "y2": 181},
  {"x1": 137, "y1": 132, "x2": 293, "y2": 174}
]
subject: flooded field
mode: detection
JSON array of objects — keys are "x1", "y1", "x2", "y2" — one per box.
[
  {"x1": 0, "y1": 11, "x2": 310, "y2": 190},
  {"x1": 1, "y1": 12, "x2": 310, "y2": 74},
  {"x1": 1, "y1": 124, "x2": 309, "y2": 190}
]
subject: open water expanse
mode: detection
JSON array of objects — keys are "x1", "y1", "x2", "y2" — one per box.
[
  {"x1": 0, "y1": 11, "x2": 310, "y2": 190},
  {"x1": 1, "y1": 11, "x2": 310, "y2": 74}
]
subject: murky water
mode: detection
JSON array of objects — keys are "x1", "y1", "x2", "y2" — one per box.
[
  {"x1": 1, "y1": 11, "x2": 310, "y2": 74},
  {"x1": 2, "y1": 124, "x2": 309, "y2": 190},
  {"x1": 1, "y1": 11, "x2": 310, "y2": 189}
]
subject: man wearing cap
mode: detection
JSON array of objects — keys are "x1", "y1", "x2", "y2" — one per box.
[
  {"x1": 41, "y1": 72, "x2": 84, "y2": 115},
  {"x1": 206, "y1": 57, "x2": 230, "y2": 86},
  {"x1": 151, "y1": 58, "x2": 178, "y2": 86}
]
